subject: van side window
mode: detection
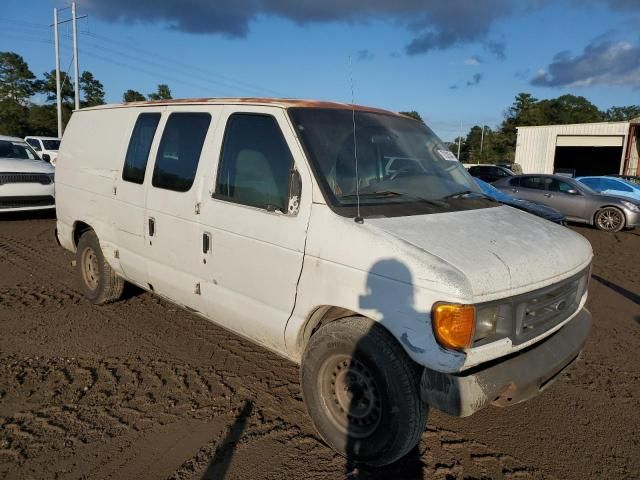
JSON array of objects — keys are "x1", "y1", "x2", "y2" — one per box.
[
  {"x1": 151, "y1": 113, "x2": 211, "y2": 192},
  {"x1": 123, "y1": 113, "x2": 161, "y2": 184},
  {"x1": 214, "y1": 113, "x2": 293, "y2": 212}
]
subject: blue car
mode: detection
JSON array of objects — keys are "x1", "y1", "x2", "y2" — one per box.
[
  {"x1": 474, "y1": 178, "x2": 566, "y2": 225},
  {"x1": 576, "y1": 176, "x2": 640, "y2": 202}
]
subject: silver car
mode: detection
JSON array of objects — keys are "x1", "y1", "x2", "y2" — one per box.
[{"x1": 493, "y1": 174, "x2": 640, "y2": 232}]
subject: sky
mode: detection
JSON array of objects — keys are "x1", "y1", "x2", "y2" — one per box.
[{"x1": 1, "y1": 0, "x2": 639, "y2": 141}]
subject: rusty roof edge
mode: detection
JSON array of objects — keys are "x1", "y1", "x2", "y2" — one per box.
[{"x1": 77, "y1": 97, "x2": 403, "y2": 116}]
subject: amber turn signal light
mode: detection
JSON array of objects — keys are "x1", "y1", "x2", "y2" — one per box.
[{"x1": 432, "y1": 303, "x2": 476, "y2": 350}]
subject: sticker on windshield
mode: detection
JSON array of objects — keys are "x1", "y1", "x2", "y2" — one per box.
[{"x1": 437, "y1": 149, "x2": 458, "y2": 162}]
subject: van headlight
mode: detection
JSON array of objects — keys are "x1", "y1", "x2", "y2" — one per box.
[
  {"x1": 620, "y1": 200, "x2": 640, "y2": 212},
  {"x1": 432, "y1": 302, "x2": 510, "y2": 350}
]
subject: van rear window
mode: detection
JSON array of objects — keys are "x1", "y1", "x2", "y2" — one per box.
[
  {"x1": 122, "y1": 113, "x2": 161, "y2": 184},
  {"x1": 152, "y1": 113, "x2": 211, "y2": 192}
]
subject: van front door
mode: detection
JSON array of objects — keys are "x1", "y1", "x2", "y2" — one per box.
[
  {"x1": 198, "y1": 108, "x2": 311, "y2": 354},
  {"x1": 144, "y1": 108, "x2": 217, "y2": 310}
]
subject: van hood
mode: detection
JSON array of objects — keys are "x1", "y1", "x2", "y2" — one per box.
[
  {"x1": 0, "y1": 158, "x2": 54, "y2": 174},
  {"x1": 365, "y1": 205, "x2": 592, "y2": 300}
]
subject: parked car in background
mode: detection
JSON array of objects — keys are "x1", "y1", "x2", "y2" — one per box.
[
  {"x1": 0, "y1": 135, "x2": 55, "y2": 212},
  {"x1": 474, "y1": 178, "x2": 565, "y2": 224},
  {"x1": 55, "y1": 98, "x2": 593, "y2": 466},
  {"x1": 576, "y1": 176, "x2": 640, "y2": 202},
  {"x1": 24, "y1": 136, "x2": 61, "y2": 165},
  {"x1": 493, "y1": 174, "x2": 640, "y2": 232},
  {"x1": 607, "y1": 174, "x2": 640, "y2": 185},
  {"x1": 496, "y1": 163, "x2": 523, "y2": 174},
  {"x1": 467, "y1": 164, "x2": 514, "y2": 183}
]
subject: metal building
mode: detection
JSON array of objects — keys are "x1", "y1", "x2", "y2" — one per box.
[{"x1": 515, "y1": 118, "x2": 639, "y2": 176}]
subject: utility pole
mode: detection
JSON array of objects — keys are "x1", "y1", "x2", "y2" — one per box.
[
  {"x1": 72, "y1": 1, "x2": 80, "y2": 111},
  {"x1": 480, "y1": 125, "x2": 485, "y2": 153},
  {"x1": 53, "y1": 7, "x2": 62, "y2": 138},
  {"x1": 51, "y1": 4, "x2": 87, "y2": 136}
]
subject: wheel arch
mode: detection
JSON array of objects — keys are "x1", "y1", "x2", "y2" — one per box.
[
  {"x1": 72, "y1": 220, "x2": 94, "y2": 250},
  {"x1": 593, "y1": 205, "x2": 627, "y2": 225},
  {"x1": 299, "y1": 306, "x2": 365, "y2": 354}
]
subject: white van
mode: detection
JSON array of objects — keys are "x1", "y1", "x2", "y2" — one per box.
[{"x1": 56, "y1": 98, "x2": 592, "y2": 466}]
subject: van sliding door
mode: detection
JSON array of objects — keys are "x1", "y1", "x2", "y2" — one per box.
[{"x1": 144, "y1": 107, "x2": 218, "y2": 311}]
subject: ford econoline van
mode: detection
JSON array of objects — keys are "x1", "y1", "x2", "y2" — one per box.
[{"x1": 56, "y1": 98, "x2": 592, "y2": 466}]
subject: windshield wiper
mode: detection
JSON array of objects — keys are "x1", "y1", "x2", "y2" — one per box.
[
  {"x1": 340, "y1": 190, "x2": 443, "y2": 206},
  {"x1": 443, "y1": 190, "x2": 490, "y2": 200}
]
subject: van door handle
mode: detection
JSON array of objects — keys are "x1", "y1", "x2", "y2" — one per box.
[
  {"x1": 202, "y1": 232, "x2": 211, "y2": 254},
  {"x1": 148, "y1": 217, "x2": 155, "y2": 237}
]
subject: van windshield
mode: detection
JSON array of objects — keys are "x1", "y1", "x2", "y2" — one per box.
[{"x1": 288, "y1": 108, "x2": 495, "y2": 217}]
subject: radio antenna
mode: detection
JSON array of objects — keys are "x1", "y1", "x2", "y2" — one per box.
[{"x1": 349, "y1": 55, "x2": 363, "y2": 224}]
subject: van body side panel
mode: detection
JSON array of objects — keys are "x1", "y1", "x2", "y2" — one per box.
[
  {"x1": 56, "y1": 109, "x2": 132, "y2": 274},
  {"x1": 197, "y1": 106, "x2": 312, "y2": 355}
]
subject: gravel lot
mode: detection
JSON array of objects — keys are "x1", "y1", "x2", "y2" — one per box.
[{"x1": 0, "y1": 212, "x2": 638, "y2": 479}]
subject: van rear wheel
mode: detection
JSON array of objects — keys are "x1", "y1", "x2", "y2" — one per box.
[
  {"x1": 76, "y1": 230, "x2": 124, "y2": 304},
  {"x1": 301, "y1": 316, "x2": 428, "y2": 466}
]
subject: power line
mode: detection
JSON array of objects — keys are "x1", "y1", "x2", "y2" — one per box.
[
  {"x1": 81, "y1": 31, "x2": 287, "y2": 97},
  {"x1": 0, "y1": 20, "x2": 288, "y2": 98}
]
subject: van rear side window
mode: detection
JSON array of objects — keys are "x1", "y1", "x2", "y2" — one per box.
[
  {"x1": 122, "y1": 113, "x2": 161, "y2": 184},
  {"x1": 152, "y1": 113, "x2": 211, "y2": 192},
  {"x1": 214, "y1": 114, "x2": 293, "y2": 212}
]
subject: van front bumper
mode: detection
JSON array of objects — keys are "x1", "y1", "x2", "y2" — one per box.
[{"x1": 420, "y1": 307, "x2": 591, "y2": 417}]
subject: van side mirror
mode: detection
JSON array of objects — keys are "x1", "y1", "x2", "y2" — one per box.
[
  {"x1": 42, "y1": 154, "x2": 51, "y2": 162},
  {"x1": 288, "y1": 168, "x2": 302, "y2": 215}
]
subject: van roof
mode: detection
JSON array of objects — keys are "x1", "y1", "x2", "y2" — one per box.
[{"x1": 80, "y1": 97, "x2": 403, "y2": 117}]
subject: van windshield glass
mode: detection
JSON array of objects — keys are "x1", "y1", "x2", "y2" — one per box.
[
  {"x1": 0, "y1": 140, "x2": 40, "y2": 160},
  {"x1": 288, "y1": 108, "x2": 493, "y2": 217}
]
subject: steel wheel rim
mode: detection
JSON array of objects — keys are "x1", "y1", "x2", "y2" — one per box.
[
  {"x1": 319, "y1": 355, "x2": 382, "y2": 438},
  {"x1": 598, "y1": 209, "x2": 622, "y2": 231},
  {"x1": 81, "y1": 247, "x2": 100, "y2": 290}
]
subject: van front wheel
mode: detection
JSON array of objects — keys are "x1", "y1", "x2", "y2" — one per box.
[
  {"x1": 76, "y1": 230, "x2": 124, "y2": 304},
  {"x1": 301, "y1": 317, "x2": 428, "y2": 466}
]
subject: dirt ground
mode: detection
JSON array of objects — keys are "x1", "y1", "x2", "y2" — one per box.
[{"x1": 0, "y1": 211, "x2": 638, "y2": 480}]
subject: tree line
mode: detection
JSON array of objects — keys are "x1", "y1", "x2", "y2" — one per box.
[
  {"x1": 0, "y1": 51, "x2": 172, "y2": 138},
  {"x1": 452, "y1": 93, "x2": 640, "y2": 164}
]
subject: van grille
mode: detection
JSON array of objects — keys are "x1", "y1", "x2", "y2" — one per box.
[
  {"x1": 0, "y1": 196, "x2": 55, "y2": 209},
  {"x1": 0, "y1": 173, "x2": 52, "y2": 185},
  {"x1": 512, "y1": 269, "x2": 589, "y2": 345}
]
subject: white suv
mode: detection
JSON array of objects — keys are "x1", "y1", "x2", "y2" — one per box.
[
  {"x1": 24, "y1": 136, "x2": 61, "y2": 166},
  {"x1": 0, "y1": 135, "x2": 55, "y2": 212},
  {"x1": 55, "y1": 98, "x2": 592, "y2": 466}
]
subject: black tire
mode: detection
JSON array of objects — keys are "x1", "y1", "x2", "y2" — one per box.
[
  {"x1": 76, "y1": 230, "x2": 124, "y2": 304},
  {"x1": 594, "y1": 207, "x2": 625, "y2": 232},
  {"x1": 301, "y1": 316, "x2": 428, "y2": 466}
]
